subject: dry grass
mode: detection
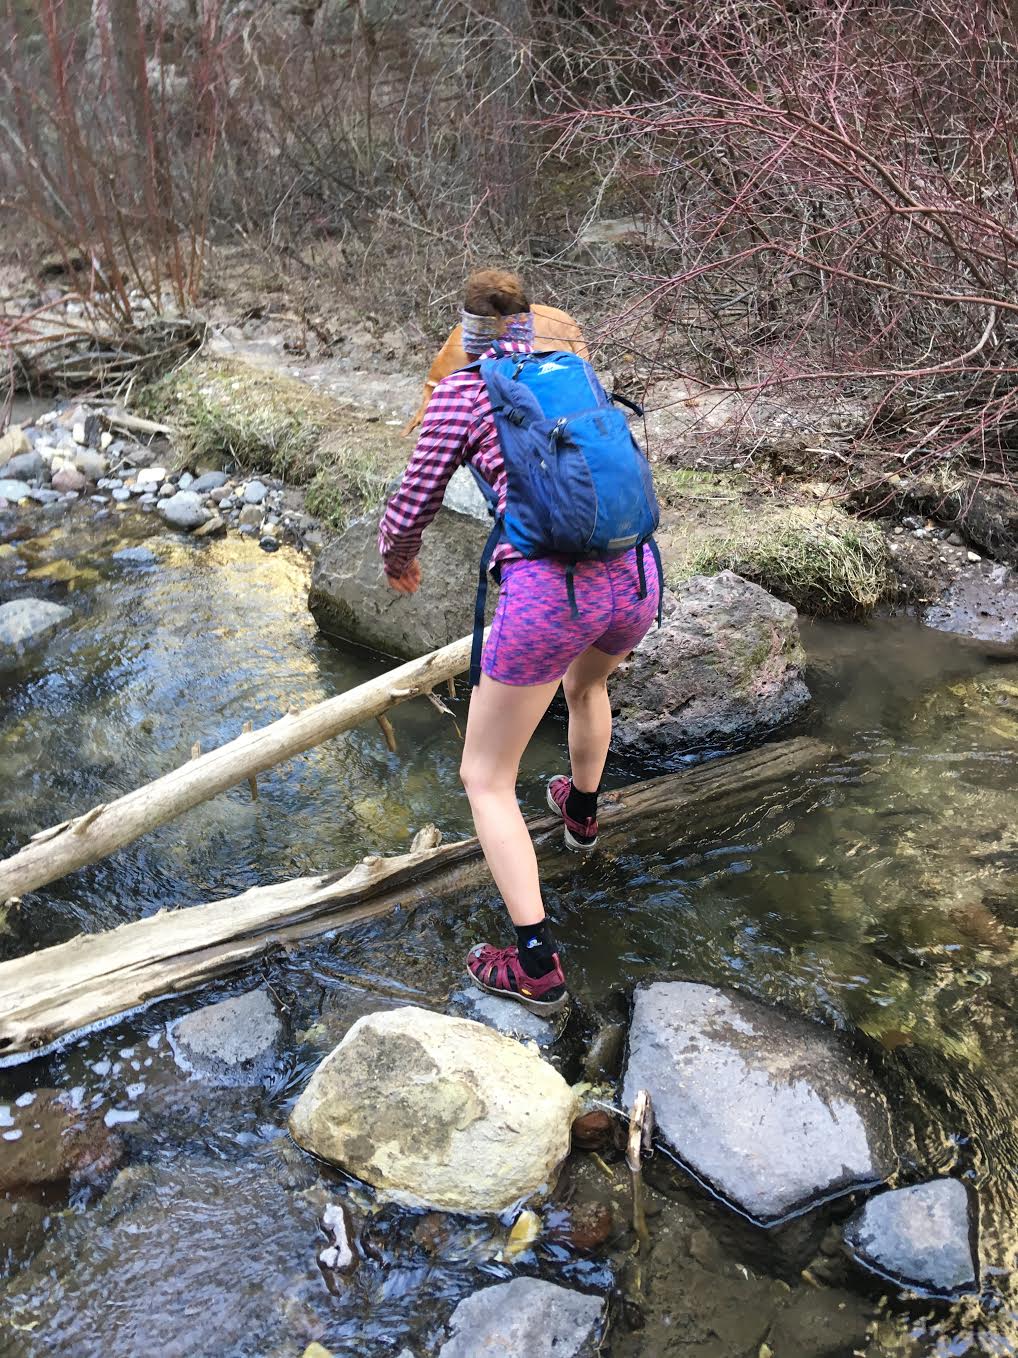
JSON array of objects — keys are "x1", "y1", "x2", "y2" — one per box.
[
  {"x1": 654, "y1": 469, "x2": 891, "y2": 615},
  {"x1": 140, "y1": 355, "x2": 406, "y2": 530}
]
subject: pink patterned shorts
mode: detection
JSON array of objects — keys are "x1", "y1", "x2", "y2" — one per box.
[{"x1": 482, "y1": 548, "x2": 659, "y2": 687}]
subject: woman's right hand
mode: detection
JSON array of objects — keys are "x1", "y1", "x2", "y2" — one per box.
[{"x1": 386, "y1": 559, "x2": 422, "y2": 594}]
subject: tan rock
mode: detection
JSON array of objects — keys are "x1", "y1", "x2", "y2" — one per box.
[{"x1": 289, "y1": 1007, "x2": 576, "y2": 1213}]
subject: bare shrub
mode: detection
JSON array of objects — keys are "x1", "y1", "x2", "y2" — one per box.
[{"x1": 542, "y1": 0, "x2": 1018, "y2": 501}]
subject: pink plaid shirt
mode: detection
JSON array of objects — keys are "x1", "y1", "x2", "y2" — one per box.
[{"x1": 377, "y1": 339, "x2": 534, "y2": 579}]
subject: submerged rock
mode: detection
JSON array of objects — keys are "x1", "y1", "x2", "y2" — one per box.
[
  {"x1": 610, "y1": 571, "x2": 811, "y2": 757},
  {"x1": 288, "y1": 1006, "x2": 576, "y2": 1213},
  {"x1": 843, "y1": 1178, "x2": 977, "y2": 1295},
  {"x1": 0, "y1": 597, "x2": 71, "y2": 662},
  {"x1": 438, "y1": 1278, "x2": 605, "y2": 1358},
  {"x1": 168, "y1": 988, "x2": 283, "y2": 1085},
  {"x1": 309, "y1": 507, "x2": 493, "y2": 658},
  {"x1": 0, "y1": 1089, "x2": 123, "y2": 1193},
  {"x1": 112, "y1": 546, "x2": 158, "y2": 566},
  {"x1": 0, "y1": 1159, "x2": 322, "y2": 1357},
  {"x1": 158, "y1": 490, "x2": 210, "y2": 531},
  {"x1": 622, "y1": 982, "x2": 895, "y2": 1224}
]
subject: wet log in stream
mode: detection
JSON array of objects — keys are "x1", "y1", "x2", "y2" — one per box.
[{"x1": 0, "y1": 737, "x2": 827, "y2": 1062}]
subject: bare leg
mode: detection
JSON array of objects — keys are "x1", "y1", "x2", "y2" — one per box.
[
  {"x1": 562, "y1": 646, "x2": 630, "y2": 793},
  {"x1": 460, "y1": 673, "x2": 560, "y2": 926}
]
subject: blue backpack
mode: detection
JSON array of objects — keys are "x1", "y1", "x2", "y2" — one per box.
[{"x1": 465, "y1": 347, "x2": 663, "y2": 686}]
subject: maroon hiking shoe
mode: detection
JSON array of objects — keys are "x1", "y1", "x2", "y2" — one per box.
[
  {"x1": 466, "y1": 944, "x2": 569, "y2": 1015},
  {"x1": 547, "y1": 775, "x2": 598, "y2": 852}
]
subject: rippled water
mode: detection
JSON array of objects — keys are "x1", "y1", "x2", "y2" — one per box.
[{"x1": 1, "y1": 504, "x2": 1016, "y2": 1356}]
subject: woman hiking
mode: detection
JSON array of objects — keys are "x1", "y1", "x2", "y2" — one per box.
[{"x1": 378, "y1": 269, "x2": 659, "y2": 1015}]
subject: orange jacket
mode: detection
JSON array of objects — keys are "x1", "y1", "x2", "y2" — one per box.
[{"x1": 402, "y1": 303, "x2": 589, "y2": 435}]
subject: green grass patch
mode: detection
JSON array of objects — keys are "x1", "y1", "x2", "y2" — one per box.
[
  {"x1": 653, "y1": 466, "x2": 891, "y2": 615},
  {"x1": 141, "y1": 357, "x2": 338, "y2": 482},
  {"x1": 687, "y1": 508, "x2": 890, "y2": 615}
]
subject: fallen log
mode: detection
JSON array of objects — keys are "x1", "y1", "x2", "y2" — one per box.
[
  {"x1": 0, "y1": 737, "x2": 828, "y2": 1063},
  {"x1": 0, "y1": 631, "x2": 478, "y2": 907}
]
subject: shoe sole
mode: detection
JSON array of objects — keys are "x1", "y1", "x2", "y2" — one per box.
[
  {"x1": 466, "y1": 966, "x2": 570, "y2": 1016},
  {"x1": 546, "y1": 784, "x2": 598, "y2": 853}
]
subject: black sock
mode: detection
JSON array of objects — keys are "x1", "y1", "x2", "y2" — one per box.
[
  {"x1": 515, "y1": 920, "x2": 557, "y2": 978},
  {"x1": 565, "y1": 783, "x2": 599, "y2": 822}
]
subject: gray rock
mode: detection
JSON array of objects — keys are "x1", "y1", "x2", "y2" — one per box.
[
  {"x1": 309, "y1": 507, "x2": 495, "y2": 657},
  {"x1": 439, "y1": 1278, "x2": 604, "y2": 1358},
  {"x1": 610, "y1": 571, "x2": 811, "y2": 757},
  {"x1": 112, "y1": 546, "x2": 157, "y2": 566},
  {"x1": 112, "y1": 487, "x2": 132, "y2": 503},
  {"x1": 923, "y1": 568, "x2": 1018, "y2": 651},
  {"x1": 623, "y1": 982, "x2": 896, "y2": 1224},
  {"x1": 74, "y1": 449, "x2": 108, "y2": 481},
  {"x1": 0, "y1": 451, "x2": 45, "y2": 482},
  {"x1": 239, "y1": 523, "x2": 257, "y2": 536},
  {"x1": 158, "y1": 491, "x2": 210, "y2": 531},
  {"x1": 191, "y1": 470, "x2": 229, "y2": 492},
  {"x1": 0, "y1": 598, "x2": 72, "y2": 661},
  {"x1": 238, "y1": 503, "x2": 262, "y2": 528},
  {"x1": 443, "y1": 465, "x2": 491, "y2": 521},
  {"x1": 259, "y1": 536, "x2": 280, "y2": 552},
  {"x1": 26, "y1": 488, "x2": 60, "y2": 505},
  {"x1": 243, "y1": 479, "x2": 267, "y2": 504},
  {"x1": 168, "y1": 989, "x2": 282, "y2": 1084},
  {"x1": 844, "y1": 1179, "x2": 977, "y2": 1295},
  {"x1": 177, "y1": 471, "x2": 194, "y2": 489},
  {"x1": 0, "y1": 478, "x2": 32, "y2": 502},
  {"x1": 157, "y1": 482, "x2": 175, "y2": 498},
  {"x1": 447, "y1": 985, "x2": 560, "y2": 1049}
]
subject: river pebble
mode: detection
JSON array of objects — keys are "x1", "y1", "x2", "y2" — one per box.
[
  {"x1": 844, "y1": 1178, "x2": 977, "y2": 1295},
  {"x1": 438, "y1": 1278, "x2": 604, "y2": 1357}
]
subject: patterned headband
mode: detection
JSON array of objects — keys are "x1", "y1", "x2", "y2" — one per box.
[{"x1": 461, "y1": 309, "x2": 535, "y2": 354}]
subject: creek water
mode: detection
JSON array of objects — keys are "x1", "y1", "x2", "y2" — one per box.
[{"x1": 1, "y1": 505, "x2": 1016, "y2": 1357}]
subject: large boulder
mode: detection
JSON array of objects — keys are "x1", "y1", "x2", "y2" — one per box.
[
  {"x1": 610, "y1": 571, "x2": 810, "y2": 757},
  {"x1": 0, "y1": 597, "x2": 71, "y2": 665},
  {"x1": 309, "y1": 507, "x2": 494, "y2": 657},
  {"x1": 288, "y1": 1006, "x2": 576, "y2": 1213},
  {"x1": 623, "y1": 982, "x2": 896, "y2": 1225},
  {"x1": 438, "y1": 1278, "x2": 605, "y2": 1357},
  {"x1": 843, "y1": 1179, "x2": 977, "y2": 1295}
]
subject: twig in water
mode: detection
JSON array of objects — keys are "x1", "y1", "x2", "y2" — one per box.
[
  {"x1": 627, "y1": 1088, "x2": 654, "y2": 1248},
  {"x1": 376, "y1": 714, "x2": 398, "y2": 753}
]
